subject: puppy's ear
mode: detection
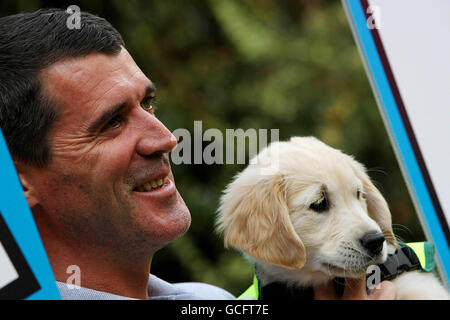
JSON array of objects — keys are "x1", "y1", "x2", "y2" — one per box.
[
  {"x1": 351, "y1": 160, "x2": 397, "y2": 246},
  {"x1": 217, "y1": 171, "x2": 305, "y2": 269}
]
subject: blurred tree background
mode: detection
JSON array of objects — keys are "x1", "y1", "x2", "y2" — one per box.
[{"x1": 1, "y1": 0, "x2": 425, "y2": 296}]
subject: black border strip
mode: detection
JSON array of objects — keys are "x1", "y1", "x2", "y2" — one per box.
[
  {"x1": 361, "y1": 0, "x2": 450, "y2": 245},
  {"x1": 0, "y1": 212, "x2": 40, "y2": 300}
]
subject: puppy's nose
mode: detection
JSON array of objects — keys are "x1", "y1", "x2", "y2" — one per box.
[{"x1": 360, "y1": 231, "x2": 385, "y2": 256}]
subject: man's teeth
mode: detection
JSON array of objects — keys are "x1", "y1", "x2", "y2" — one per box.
[{"x1": 136, "y1": 177, "x2": 168, "y2": 192}]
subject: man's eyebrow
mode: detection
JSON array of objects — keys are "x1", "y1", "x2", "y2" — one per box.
[
  {"x1": 88, "y1": 102, "x2": 127, "y2": 134},
  {"x1": 144, "y1": 84, "x2": 156, "y2": 97},
  {"x1": 87, "y1": 84, "x2": 156, "y2": 134}
]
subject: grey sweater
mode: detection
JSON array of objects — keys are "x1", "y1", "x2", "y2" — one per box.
[{"x1": 57, "y1": 274, "x2": 235, "y2": 300}]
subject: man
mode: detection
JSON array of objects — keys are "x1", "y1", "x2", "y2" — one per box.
[{"x1": 0, "y1": 8, "x2": 395, "y2": 300}]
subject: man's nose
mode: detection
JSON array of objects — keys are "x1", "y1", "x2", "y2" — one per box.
[{"x1": 135, "y1": 112, "x2": 177, "y2": 157}]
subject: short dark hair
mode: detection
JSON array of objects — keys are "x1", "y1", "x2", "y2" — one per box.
[{"x1": 0, "y1": 8, "x2": 124, "y2": 167}]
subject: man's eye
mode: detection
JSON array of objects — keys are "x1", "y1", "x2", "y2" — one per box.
[
  {"x1": 103, "y1": 114, "x2": 123, "y2": 131},
  {"x1": 141, "y1": 96, "x2": 155, "y2": 113}
]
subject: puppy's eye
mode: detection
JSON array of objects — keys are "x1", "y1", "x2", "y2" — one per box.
[
  {"x1": 310, "y1": 195, "x2": 329, "y2": 213},
  {"x1": 357, "y1": 190, "x2": 366, "y2": 200}
]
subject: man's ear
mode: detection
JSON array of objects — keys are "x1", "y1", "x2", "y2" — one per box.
[{"x1": 13, "y1": 161, "x2": 40, "y2": 209}]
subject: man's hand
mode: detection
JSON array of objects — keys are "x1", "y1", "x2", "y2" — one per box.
[{"x1": 314, "y1": 278, "x2": 397, "y2": 300}]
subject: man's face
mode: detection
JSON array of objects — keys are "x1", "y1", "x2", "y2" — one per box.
[{"x1": 34, "y1": 48, "x2": 191, "y2": 255}]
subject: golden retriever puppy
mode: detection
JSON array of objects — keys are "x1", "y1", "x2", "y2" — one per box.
[{"x1": 217, "y1": 136, "x2": 449, "y2": 300}]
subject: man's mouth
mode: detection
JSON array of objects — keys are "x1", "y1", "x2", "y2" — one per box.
[{"x1": 133, "y1": 175, "x2": 170, "y2": 192}]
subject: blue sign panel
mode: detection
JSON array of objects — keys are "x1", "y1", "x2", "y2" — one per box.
[
  {"x1": 0, "y1": 129, "x2": 60, "y2": 300},
  {"x1": 342, "y1": 0, "x2": 450, "y2": 285}
]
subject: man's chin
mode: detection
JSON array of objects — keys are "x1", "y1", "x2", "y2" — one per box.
[
  {"x1": 144, "y1": 195, "x2": 191, "y2": 244},
  {"x1": 128, "y1": 178, "x2": 191, "y2": 242}
]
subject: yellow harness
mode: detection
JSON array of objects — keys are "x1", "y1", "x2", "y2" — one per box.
[{"x1": 238, "y1": 242, "x2": 435, "y2": 300}]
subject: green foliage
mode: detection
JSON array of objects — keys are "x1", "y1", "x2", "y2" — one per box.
[{"x1": 1, "y1": 0, "x2": 424, "y2": 296}]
